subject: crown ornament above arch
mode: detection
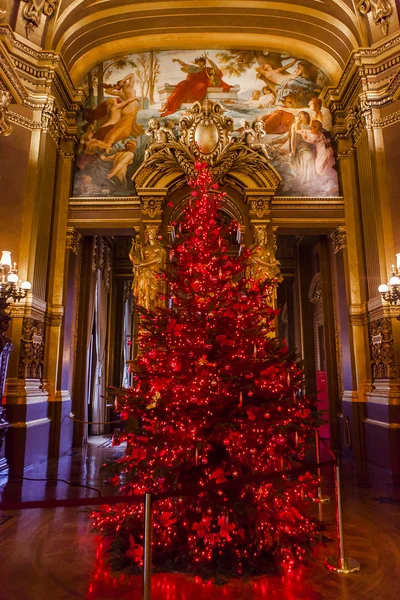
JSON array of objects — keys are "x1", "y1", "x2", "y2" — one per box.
[{"x1": 133, "y1": 99, "x2": 281, "y2": 203}]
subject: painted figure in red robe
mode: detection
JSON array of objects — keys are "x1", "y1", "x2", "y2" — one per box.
[{"x1": 160, "y1": 55, "x2": 231, "y2": 117}]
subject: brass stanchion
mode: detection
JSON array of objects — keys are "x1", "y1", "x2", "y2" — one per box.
[
  {"x1": 143, "y1": 493, "x2": 153, "y2": 600},
  {"x1": 325, "y1": 456, "x2": 360, "y2": 574},
  {"x1": 312, "y1": 429, "x2": 331, "y2": 504}
]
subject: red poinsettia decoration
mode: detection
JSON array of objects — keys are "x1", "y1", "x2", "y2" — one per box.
[
  {"x1": 218, "y1": 516, "x2": 236, "y2": 542},
  {"x1": 126, "y1": 535, "x2": 144, "y2": 564},
  {"x1": 192, "y1": 517, "x2": 211, "y2": 539},
  {"x1": 159, "y1": 512, "x2": 178, "y2": 527},
  {"x1": 210, "y1": 468, "x2": 227, "y2": 484}
]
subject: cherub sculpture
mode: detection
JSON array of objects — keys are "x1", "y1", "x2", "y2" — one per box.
[
  {"x1": 239, "y1": 119, "x2": 272, "y2": 160},
  {"x1": 144, "y1": 117, "x2": 175, "y2": 160}
]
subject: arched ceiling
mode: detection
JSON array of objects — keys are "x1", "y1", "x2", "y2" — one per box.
[{"x1": 47, "y1": 0, "x2": 367, "y2": 86}]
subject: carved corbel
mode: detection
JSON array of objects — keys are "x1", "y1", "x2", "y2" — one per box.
[
  {"x1": 330, "y1": 227, "x2": 347, "y2": 254},
  {"x1": 247, "y1": 195, "x2": 271, "y2": 219},
  {"x1": 0, "y1": 89, "x2": 13, "y2": 136},
  {"x1": 142, "y1": 197, "x2": 165, "y2": 219},
  {"x1": 66, "y1": 227, "x2": 82, "y2": 254},
  {"x1": 357, "y1": 0, "x2": 392, "y2": 36},
  {"x1": 137, "y1": 189, "x2": 168, "y2": 220}
]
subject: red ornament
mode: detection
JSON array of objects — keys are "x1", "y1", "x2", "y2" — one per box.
[{"x1": 109, "y1": 474, "x2": 120, "y2": 487}]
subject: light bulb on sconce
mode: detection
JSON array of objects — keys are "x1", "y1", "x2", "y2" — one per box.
[
  {"x1": 379, "y1": 256, "x2": 400, "y2": 316},
  {"x1": 0, "y1": 251, "x2": 12, "y2": 268},
  {"x1": 389, "y1": 276, "x2": 400, "y2": 286},
  {"x1": 0, "y1": 250, "x2": 31, "y2": 315}
]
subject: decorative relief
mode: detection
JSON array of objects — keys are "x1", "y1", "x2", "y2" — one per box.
[
  {"x1": 0, "y1": 89, "x2": 12, "y2": 136},
  {"x1": 133, "y1": 99, "x2": 281, "y2": 193},
  {"x1": 41, "y1": 96, "x2": 72, "y2": 149},
  {"x1": 18, "y1": 317, "x2": 45, "y2": 380},
  {"x1": 357, "y1": 0, "x2": 393, "y2": 36},
  {"x1": 248, "y1": 197, "x2": 270, "y2": 219},
  {"x1": 308, "y1": 273, "x2": 322, "y2": 305},
  {"x1": 330, "y1": 227, "x2": 347, "y2": 254},
  {"x1": 141, "y1": 197, "x2": 165, "y2": 219},
  {"x1": 21, "y1": 0, "x2": 58, "y2": 38},
  {"x1": 66, "y1": 227, "x2": 82, "y2": 254},
  {"x1": 369, "y1": 317, "x2": 396, "y2": 380}
]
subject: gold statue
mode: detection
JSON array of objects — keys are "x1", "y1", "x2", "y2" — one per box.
[
  {"x1": 249, "y1": 226, "x2": 282, "y2": 302},
  {"x1": 129, "y1": 225, "x2": 167, "y2": 310}
]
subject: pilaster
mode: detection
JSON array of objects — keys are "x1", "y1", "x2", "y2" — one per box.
[{"x1": 0, "y1": 26, "x2": 81, "y2": 469}]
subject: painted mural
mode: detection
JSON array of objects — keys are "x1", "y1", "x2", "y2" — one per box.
[{"x1": 73, "y1": 50, "x2": 339, "y2": 198}]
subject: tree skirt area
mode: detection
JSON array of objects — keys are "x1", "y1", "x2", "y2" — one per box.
[{"x1": 87, "y1": 539, "x2": 324, "y2": 600}]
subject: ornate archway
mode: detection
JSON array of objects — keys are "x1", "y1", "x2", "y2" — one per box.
[{"x1": 132, "y1": 99, "x2": 281, "y2": 245}]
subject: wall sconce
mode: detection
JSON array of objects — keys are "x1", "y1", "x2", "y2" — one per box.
[
  {"x1": 0, "y1": 250, "x2": 31, "y2": 314},
  {"x1": 378, "y1": 253, "x2": 400, "y2": 316}
]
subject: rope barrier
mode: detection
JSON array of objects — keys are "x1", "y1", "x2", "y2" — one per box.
[
  {"x1": 0, "y1": 459, "x2": 335, "y2": 512},
  {"x1": 67, "y1": 415, "x2": 124, "y2": 426}
]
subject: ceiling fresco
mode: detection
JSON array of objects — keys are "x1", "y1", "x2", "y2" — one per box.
[{"x1": 73, "y1": 49, "x2": 339, "y2": 198}]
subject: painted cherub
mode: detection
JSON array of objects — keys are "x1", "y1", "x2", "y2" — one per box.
[{"x1": 100, "y1": 140, "x2": 137, "y2": 185}]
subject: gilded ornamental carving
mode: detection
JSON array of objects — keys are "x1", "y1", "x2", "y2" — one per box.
[
  {"x1": 22, "y1": 0, "x2": 58, "y2": 38},
  {"x1": 18, "y1": 317, "x2": 45, "y2": 380},
  {"x1": 141, "y1": 197, "x2": 165, "y2": 219},
  {"x1": 357, "y1": 0, "x2": 392, "y2": 36},
  {"x1": 248, "y1": 197, "x2": 270, "y2": 219},
  {"x1": 133, "y1": 99, "x2": 281, "y2": 192},
  {"x1": 0, "y1": 89, "x2": 12, "y2": 136},
  {"x1": 369, "y1": 317, "x2": 396, "y2": 380},
  {"x1": 66, "y1": 227, "x2": 82, "y2": 254},
  {"x1": 330, "y1": 227, "x2": 347, "y2": 254}
]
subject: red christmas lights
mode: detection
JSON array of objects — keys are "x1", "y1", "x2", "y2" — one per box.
[{"x1": 91, "y1": 163, "x2": 321, "y2": 579}]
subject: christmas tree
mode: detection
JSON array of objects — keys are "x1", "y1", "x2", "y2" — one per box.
[{"x1": 92, "y1": 163, "x2": 321, "y2": 579}]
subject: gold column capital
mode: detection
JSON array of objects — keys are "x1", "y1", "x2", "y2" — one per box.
[
  {"x1": 66, "y1": 227, "x2": 82, "y2": 255},
  {"x1": 330, "y1": 227, "x2": 347, "y2": 254}
]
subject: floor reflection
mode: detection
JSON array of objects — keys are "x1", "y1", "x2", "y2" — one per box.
[{"x1": 87, "y1": 542, "x2": 323, "y2": 600}]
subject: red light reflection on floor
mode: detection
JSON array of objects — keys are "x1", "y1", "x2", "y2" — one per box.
[{"x1": 87, "y1": 539, "x2": 322, "y2": 600}]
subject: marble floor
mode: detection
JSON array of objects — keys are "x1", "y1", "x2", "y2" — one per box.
[{"x1": 0, "y1": 440, "x2": 400, "y2": 599}]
